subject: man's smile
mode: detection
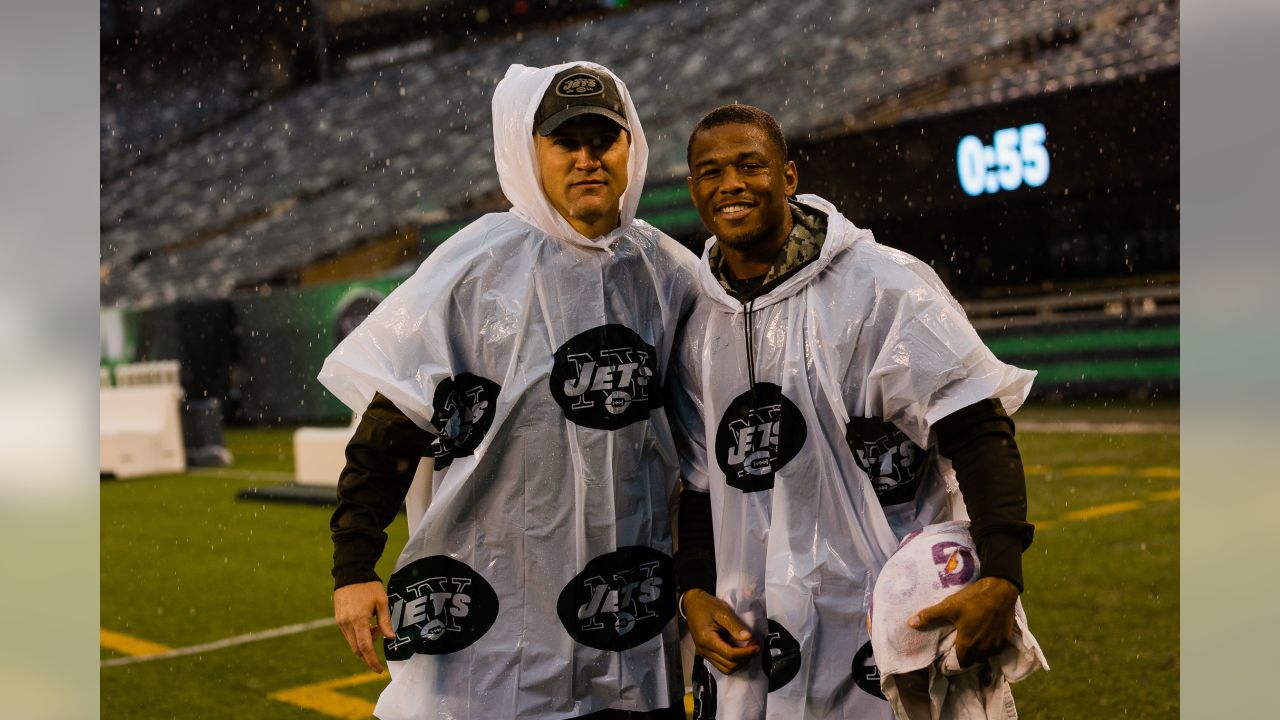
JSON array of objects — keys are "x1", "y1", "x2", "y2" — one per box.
[{"x1": 716, "y1": 201, "x2": 754, "y2": 219}]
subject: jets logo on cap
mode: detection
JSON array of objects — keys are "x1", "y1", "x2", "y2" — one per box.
[
  {"x1": 556, "y1": 73, "x2": 603, "y2": 97},
  {"x1": 556, "y1": 546, "x2": 676, "y2": 652}
]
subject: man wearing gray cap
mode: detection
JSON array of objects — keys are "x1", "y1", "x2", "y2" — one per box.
[{"x1": 318, "y1": 62, "x2": 697, "y2": 719}]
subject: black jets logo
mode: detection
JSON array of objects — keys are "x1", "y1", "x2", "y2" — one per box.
[
  {"x1": 845, "y1": 416, "x2": 929, "y2": 506},
  {"x1": 384, "y1": 556, "x2": 499, "y2": 660},
  {"x1": 715, "y1": 383, "x2": 807, "y2": 493},
  {"x1": 550, "y1": 324, "x2": 661, "y2": 430},
  {"x1": 556, "y1": 73, "x2": 603, "y2": 97},
  {"x1": 852, "y1": 640, "x2": 886, "y2": 700},
  {"x1": 556, "y1": 546, "x2": 676, "y2": 652},
  {"x1": 427, "y1": 373, "x2": 501, "y2": 468},
  {"x1": 763, "y1": 619, "x2": 802, "y2": 692},
  {"x1": 691, "y1": 655, "x2": 718, "y2": 719}
]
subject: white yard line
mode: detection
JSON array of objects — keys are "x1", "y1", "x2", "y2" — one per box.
[
  {"x1": 189, "y1": 468, "x2": 297, "y2": 481},
  {"x1": 1017, "y1": 420, "x2": 1179, "y2": 434},
  {"x1": 101, "y1": 618, "x2": 334, "y2": 668}
]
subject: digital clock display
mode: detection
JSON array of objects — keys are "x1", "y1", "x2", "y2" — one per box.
[{"x1": 956, "y1": 123, "x2": 1050, "y2": 196}]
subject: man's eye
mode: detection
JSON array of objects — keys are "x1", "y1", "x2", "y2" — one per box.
[{"x1": 698, "y1": 168, "x2": 721, "y2": 179}]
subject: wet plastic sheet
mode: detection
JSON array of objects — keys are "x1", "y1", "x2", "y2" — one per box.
[
  {"x1": 319, "y1": 62, "x2": 698, "y2": 719},
  {"x1": 674, "y1": 195, "x2": 1034, "y2": 719}
]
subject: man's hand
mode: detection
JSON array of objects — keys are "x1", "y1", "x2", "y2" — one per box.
[
  {"x1": 908, "y1": 576, "x2": 1019, "y2": 667},
  {"x1": 334, "y1": 581, "x2": 395, "y2": 673},
  {"x1": 682, "y1": 589, "x2": 761, "y2": 675}
]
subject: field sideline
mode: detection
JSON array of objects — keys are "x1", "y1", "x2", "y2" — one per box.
[{"x1": 101, "y1": 402, "x2": 1179, "y2": 719}]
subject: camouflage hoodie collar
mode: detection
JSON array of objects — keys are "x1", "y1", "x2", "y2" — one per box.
[{"x1": 708, "y1": 199, "x2": 828, "y2": 301}]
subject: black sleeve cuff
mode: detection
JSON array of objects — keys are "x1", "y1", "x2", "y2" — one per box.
[
  {"x1": 332, "y1": 531, "x2": 387, "y2": 589},
  {"x1": 974, "y1": 526, "x2": 1031, "y2": 593},
  {"x1": 675, "y1": 485, "x2": 717, "y2": 596}
]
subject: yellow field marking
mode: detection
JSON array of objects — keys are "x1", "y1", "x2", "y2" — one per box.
[
  {"x1": 1139, "y1": 467, "x2": 1180, "y2": 479},
  {"x1": 1059, "y1": 465, "x2": 1125, "y2": 477},
  {"x1": 270, "y1": 672, "x2": 383, "y2": 719},
  {"x1": 1061, "y1": 500, "x2": 1145, "y2": 521},
  {"x1": 1023, "y1": 464, "x2": 1050, "y2": 475},
  {"x1": 100, "y1": 628, "x2": 171, "y2": 657},
  {"x1": 1033, "y1": 485, "x2": 1179, "y2": 531}
]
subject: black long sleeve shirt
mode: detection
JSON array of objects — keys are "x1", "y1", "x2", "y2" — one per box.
[{"x1": 330, "y1": 392, "x2": 433, "y2": 589}]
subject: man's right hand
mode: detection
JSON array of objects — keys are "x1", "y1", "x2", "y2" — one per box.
[
  {"x1": 334, "y1": 580, "x2": 395, "y2": 673},
  {"x1": 682, "y1": 589, "x2": 760, "y2": 675}
]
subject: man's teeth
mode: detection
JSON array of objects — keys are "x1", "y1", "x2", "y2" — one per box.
[{"x1": 720, "y1": 205, "x2": 750, "y2": 213}]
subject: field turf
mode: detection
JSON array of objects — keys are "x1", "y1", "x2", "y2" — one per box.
[{"x1": 100, "y1": 404, "x2": 1178, "y2": 719}]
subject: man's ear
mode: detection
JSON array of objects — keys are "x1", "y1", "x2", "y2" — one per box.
[
  {"x1": 783, "y1": 160, "x2": 799, "y2": 197},
  {"x1": 686, "y1": 175, "x2": 695, "y2": 201}
]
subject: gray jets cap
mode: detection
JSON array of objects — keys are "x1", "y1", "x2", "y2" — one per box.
[{"x1": 534, "y1": 66, "x2": 629, "y2": 136}]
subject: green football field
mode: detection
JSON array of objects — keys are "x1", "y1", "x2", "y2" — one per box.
[{"x1": 100, "y1": 402, "x2": 1179, "y2": 719}]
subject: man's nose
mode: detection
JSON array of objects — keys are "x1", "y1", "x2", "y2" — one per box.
[
  {"x1": 719, "y1": 167, "x2": 746, "y2": 192},
  {"x1": 574, "y1": 146, "x2": 603, "y2": 168}
]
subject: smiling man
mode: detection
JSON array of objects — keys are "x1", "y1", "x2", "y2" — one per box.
[
  {"x1": 670, "y1": 104, "x2": 1038, "y2": 718},
  {"x1": 318, "y1": 63, "x2": 698, "y2": 719}
]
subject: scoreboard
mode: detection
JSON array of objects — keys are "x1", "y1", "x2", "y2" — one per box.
[{"x1": 793, "y1": 70, "x2": 1178, "y2": 294}]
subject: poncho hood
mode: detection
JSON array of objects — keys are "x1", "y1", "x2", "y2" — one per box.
[
  {"x1": 492, "y1": 61, "x2": 649, "y2": 250},
  {"x1": 695, "y1": 193, "x2": 872, "y2": 311}
]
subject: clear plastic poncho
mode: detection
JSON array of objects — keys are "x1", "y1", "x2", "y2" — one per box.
[
  {"x1": 673, "y1": 195, "x2": 1034, "y2": 719},
  {"x1": 318, "y1": 61, "x2": 698, "y2": 720}
]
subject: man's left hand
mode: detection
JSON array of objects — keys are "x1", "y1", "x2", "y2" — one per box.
[{"x1": 907, "y1": 576, "x2": 1019, "y2": 666}]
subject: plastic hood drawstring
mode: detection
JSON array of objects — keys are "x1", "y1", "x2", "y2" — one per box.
[{"x1": 743, "y1": 297, "x2": 758, "y2": 401}]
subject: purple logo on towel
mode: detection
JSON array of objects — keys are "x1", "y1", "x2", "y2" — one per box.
[{"x1": 932, "y1": 541, "x2": 977, "y2": 588}]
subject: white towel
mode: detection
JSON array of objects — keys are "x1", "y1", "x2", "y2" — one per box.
[{"x1": 870, "y1": 522, "x2": 1048, "y2": 719}]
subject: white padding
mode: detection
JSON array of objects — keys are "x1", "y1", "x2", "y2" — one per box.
[
  {"x1": 293, "y1": 419, "x2": 358, "y2": 487},
  {"x1": 100, "y1": 385, "x2": 187, "y2": 478},
  {"x1": 293, "y1": 420, "x2": 434, "y2": 519}
]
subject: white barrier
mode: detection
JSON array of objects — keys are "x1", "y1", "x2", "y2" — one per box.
[
  {"x1": 293, "y1": 418, "x2": 433, "y2": 521},
  {"x1": 100, "y1": 384, "x2": 187, "y2": 478},
  {"x1": 293, "y1": 418, "x2": 360, "y2": 487}
]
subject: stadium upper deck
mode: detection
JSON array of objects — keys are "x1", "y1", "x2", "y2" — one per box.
[{"x1": 100, "y1": 0, "x2": 1179, "y2": 308}]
